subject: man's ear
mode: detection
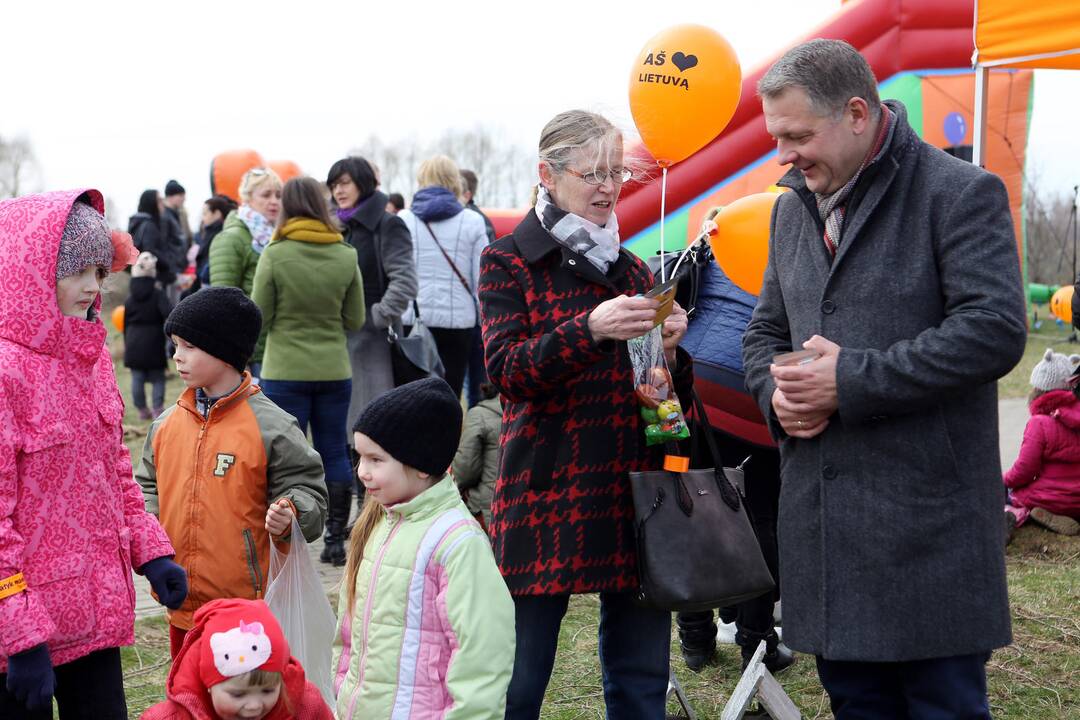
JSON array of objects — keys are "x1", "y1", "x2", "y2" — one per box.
[{"x1": 847, "y1": 97, "x2": 873, "y2": 135}]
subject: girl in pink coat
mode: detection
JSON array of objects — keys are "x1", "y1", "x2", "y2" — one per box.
[
  {"x1": 0, "y1": 190, "x2": 188, "y2": 719},
  {"x1": 1004, "y1": 348, "x2": 1080, "y2": 538}
]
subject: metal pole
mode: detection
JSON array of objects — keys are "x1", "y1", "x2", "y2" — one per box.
[{"x1": 972, "y1": 66, "x2": 990, "y2": 168}]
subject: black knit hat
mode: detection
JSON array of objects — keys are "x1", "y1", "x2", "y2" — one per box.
[
  {"x1": 164, "y1": 179, "x2": 186, "y2": 197},
  {"x1": 164, "y1": 287, "x2": 262, "y2": 372},
  {"x1": 353, "y1": 378, "x2": 463, "y2": 476}
]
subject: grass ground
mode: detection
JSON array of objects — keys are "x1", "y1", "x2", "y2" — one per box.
[{"x1": 108, "y1": 288, "x2": 1079, "y2": 718}]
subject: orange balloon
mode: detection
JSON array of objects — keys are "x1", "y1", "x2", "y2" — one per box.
[
  {"x1": 268, "y1": 159, "x2": 303, "y2": 184},
  {"x1": 111, "y1": 305, "x2": 125, "y2": 333},
  {"x1": 210, "y1": 149, "x2": 265, "y2": 203},
  {"x1": 709, "y1": 193, "x2": 779, "y2": 296},
  {"x1": 629, "y1": 24, "x2": 742, "y2": 167},
  {"x1": 1051, "y1": 285, "x2": 1074, "y2": 325}
]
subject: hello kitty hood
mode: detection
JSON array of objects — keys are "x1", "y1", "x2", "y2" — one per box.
[{"x1": 147, "y1": 599, "x2": 324, "y2": 720}]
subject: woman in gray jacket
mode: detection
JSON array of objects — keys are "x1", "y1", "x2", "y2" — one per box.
[
  {"x1": 328, "y1": 156, "x2": 418, "y2": 426},
  {"x1": 327, "y1": 156, "x2": 418, "y2": 541}
]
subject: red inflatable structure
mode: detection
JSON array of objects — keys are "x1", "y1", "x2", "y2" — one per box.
[{"x1": 489, "y1": 0, "x2": 977, "y2": 241}]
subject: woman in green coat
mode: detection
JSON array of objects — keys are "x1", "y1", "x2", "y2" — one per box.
[
  {"x1": 208, "y1": 167, "x2": 282, "y2": 375},
  {"x1": 252, "y1": 176, "x2": 365, "y2": 566}
]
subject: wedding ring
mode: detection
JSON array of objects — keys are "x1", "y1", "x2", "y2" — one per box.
[{"x1": 797, "y1": 419, "x2": 805, "y2": 428}]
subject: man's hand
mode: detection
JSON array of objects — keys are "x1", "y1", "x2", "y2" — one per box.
[
  {"x1": 771, "y1": 335, "x2": 840, "y2": 414},
  {"x1": 772, "y1": 387, "x2": 831, "y2": 438},
  {"x1": 770, "y1": 336, "x2": 841, "y2": 437},
  {"x1": 265, "y1": 498, "x2": 295, "y2": 537}
]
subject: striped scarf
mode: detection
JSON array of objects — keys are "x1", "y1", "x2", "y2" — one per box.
[
  {"x1": 534, "y1": 185, "x2": 621, "y2": 274},
  {"x1": 816, "y1": 105, "x2": 896, "y2": 259}
]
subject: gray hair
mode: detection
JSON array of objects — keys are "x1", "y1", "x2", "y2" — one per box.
[
  {"x1": 532, "y1": 109, "x2": 654, "y2": 205},
  {"x1": 758, "y1": 39, "x2": 881, "y2": 120}
]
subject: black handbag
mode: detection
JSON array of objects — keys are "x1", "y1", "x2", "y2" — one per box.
[
  {"x1": 630, "y1": 391, "x2": 775, "y2": 612},
  {"x1": 388, "y1": 300, "x2": 445, "y2": 385},
  {"x1": 368, "y1": 215, "x2": 445, "y2": 386}
]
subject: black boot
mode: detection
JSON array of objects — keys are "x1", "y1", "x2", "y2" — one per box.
[
  {"x1": 735, "y1": 627, "x2": 795, "y2": 674},
  {"x1": 676, "y1": 611, "x2": 717, "y2": 672},
  {"x1": 320, "y1": 483, "x2": 351, "y2": 567}
]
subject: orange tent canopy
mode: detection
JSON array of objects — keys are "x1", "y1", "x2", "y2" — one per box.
[{"x1": 974, "y1": 0, "x2": 1080, "y2": 69}]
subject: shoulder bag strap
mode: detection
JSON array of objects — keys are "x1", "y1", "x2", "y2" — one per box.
[{"x1": 422, "y1": 219, "x2": 473, "y2": 296}]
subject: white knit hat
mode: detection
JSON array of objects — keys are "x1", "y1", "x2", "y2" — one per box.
[{"x1": 1030, "y1": 348, "x2": 1080, "y2": 391}]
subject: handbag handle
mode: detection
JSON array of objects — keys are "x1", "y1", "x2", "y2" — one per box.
[{"x1": 689, "y1": 390, "x2": 742, "y2": 511}]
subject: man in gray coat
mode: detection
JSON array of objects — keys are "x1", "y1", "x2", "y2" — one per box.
[{"x1": 742, "y1": 40, "x2": 1027, "y2": 717}]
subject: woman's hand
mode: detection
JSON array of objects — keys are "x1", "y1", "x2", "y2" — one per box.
[
  {"x1": 661, "y1": 301, "x2": 688, "y2": 366},
  {"x1": 588, "y1": 295, "x2": 660, "y2": 342}
]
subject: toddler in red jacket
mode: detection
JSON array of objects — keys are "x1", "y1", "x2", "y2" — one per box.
[
  {"x1": 1004, "y1": 349, "x2": 1080, "y2": 539},
  {"x1": 140, "y1": 599, "x2": 331, "y2": 720}
]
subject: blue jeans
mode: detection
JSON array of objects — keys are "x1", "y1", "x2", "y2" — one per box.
[
  {"x1": 260, "y1": 378, "x2": 353, "y2": 487},
  {"x1": 131, "y1": 368, "x2": 166, "y2": 410},
  {"x1": 505, "y1": 593, "x2": 671, "y2": 720},
  {"x1": 816, "y1": 652, "x2": 993, "y2": 719}
]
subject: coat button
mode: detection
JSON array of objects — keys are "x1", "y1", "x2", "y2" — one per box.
[
  {"x1": 822, "y1": 465, "x2": 838, "y2": 479},
  {"x1": 821, "y1": 299, "x2": 836, "y2": 314}
]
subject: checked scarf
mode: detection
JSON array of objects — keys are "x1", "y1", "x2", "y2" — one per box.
[
  {"x1": 816, "y1": 104, "x2": 896, "y2": 259},
  {"x1": 534, "y1": 185, "x2": 621, "y2": 274}
]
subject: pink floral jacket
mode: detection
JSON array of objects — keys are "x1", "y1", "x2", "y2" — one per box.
[{"x1": 0, "y1": 189, "x2": 174, "y2": 671}]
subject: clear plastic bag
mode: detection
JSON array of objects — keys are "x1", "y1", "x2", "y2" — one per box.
[
  {"x1": 628, "y1": 326, "x2": 689, "y2": 446},
  {"x1": 264, "y1": 517, "x2": 337, "y2": 707}
]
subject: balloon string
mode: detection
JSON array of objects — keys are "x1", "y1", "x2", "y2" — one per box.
[{"x1": 660, "y1": 165, "x2": 668, "y2": 283}]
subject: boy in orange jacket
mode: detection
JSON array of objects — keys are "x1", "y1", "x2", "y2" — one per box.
[{"x1": 136, "y1": 288, "x2": 327, "y2": 657}]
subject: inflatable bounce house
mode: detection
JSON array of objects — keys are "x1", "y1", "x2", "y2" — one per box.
[{"x1": 488, "y1": 0, "x2": 1045, "y2": 445}]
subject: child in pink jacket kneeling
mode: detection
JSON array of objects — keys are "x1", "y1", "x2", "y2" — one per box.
[
  {"x1": 0, "y1": 191, "x2": 187, "y2": 719},
  {"x1": 1004, "y1": 348, "x2": 1080, "y2": 538}
]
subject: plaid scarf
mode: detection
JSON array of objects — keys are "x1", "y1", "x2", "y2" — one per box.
[
  {"x1": 816, "y1": 105, "x2": 896, "y2": 259},
  {"x1": 534, "y1": 185, "x2": 621, "y2": 274}
]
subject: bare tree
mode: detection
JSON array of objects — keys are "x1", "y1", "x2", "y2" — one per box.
[
  {"x1": 1024, "y1": 177, "x2": 1079, "y2": 286},
  {"x1": 349, "y1": 125, "x2": 534, "y2": 208},
  {"x1": 0, "y1": 134, "x2": 40, "y2": 199}
]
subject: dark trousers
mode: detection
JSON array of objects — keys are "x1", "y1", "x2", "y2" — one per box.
[
  {"x1": 677, "y1": 433, "x2": 781, "y2": 647},
  {"x1": 261, "y1": 378, "x2": 353, "y2": 486},
  {"x1": 130, "y1": 367, "x2": 166, "y2": 410},
  {"x1": 0, "y1": 647, "x2": 126, "y2": 719},
  {"x1": 465, "y1": 325, "x2": 486, "y2": 408},
  {"x1": 816, "y1": 652, "x2": 992, "y2": 719},
  {"x1": 505, "y1": 593, "x2": 670, "y2": 720},
  {"x1": 429, "y1": 327, "x2": 474, "y2": 399}
]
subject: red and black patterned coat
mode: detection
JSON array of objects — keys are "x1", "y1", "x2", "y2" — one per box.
[{"x1": 479, "y1": 211, "x2": 692, "y2": 596}]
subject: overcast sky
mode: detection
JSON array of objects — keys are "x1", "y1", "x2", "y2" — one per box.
[{"x1": 2, "y1": 1, "x2": 1076, "y2": 228}]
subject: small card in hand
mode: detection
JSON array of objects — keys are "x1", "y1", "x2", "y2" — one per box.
[
  {"x1": 772, "y1": 349, "x2": 821, "y2": 367},
  {"x1": 645, "y1": 276, "x2": 679, "y2": 327}
]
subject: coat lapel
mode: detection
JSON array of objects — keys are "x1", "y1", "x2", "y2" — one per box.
[{"x1": 830, "y1": 155, "x2": 901, "y2": 273}]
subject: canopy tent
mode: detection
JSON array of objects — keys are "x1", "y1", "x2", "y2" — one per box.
[{"x1": 972, "y1": 0, "x2": 1080, "y2": 164}]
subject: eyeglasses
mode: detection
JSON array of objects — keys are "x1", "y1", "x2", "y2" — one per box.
[
  {"x1": 564, "y1": 167, "x2": 633, "y2": 185},
  {"x1": 246, "y1": 167, "x2": 269, "y2": 178}
]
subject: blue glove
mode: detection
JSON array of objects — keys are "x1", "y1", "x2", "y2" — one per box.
[
  {"x1": 6, "y1": 644, "x2": 54, "y2": 711},
  {"x1": 141, "y1": 557, "x2": 188, "y2": 610}
]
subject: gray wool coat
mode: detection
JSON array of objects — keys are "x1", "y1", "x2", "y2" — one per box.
[
  {"x1": 342, "y1": 193, "x2": 419, "y2": 430},
  {"x1": 742, "y1": 101, "x2": 1027, "y2": 662}
]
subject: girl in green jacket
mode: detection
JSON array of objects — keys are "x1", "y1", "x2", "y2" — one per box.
[{"x1": 333, "y1": 378, "x2": 514, "y2": 720}]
